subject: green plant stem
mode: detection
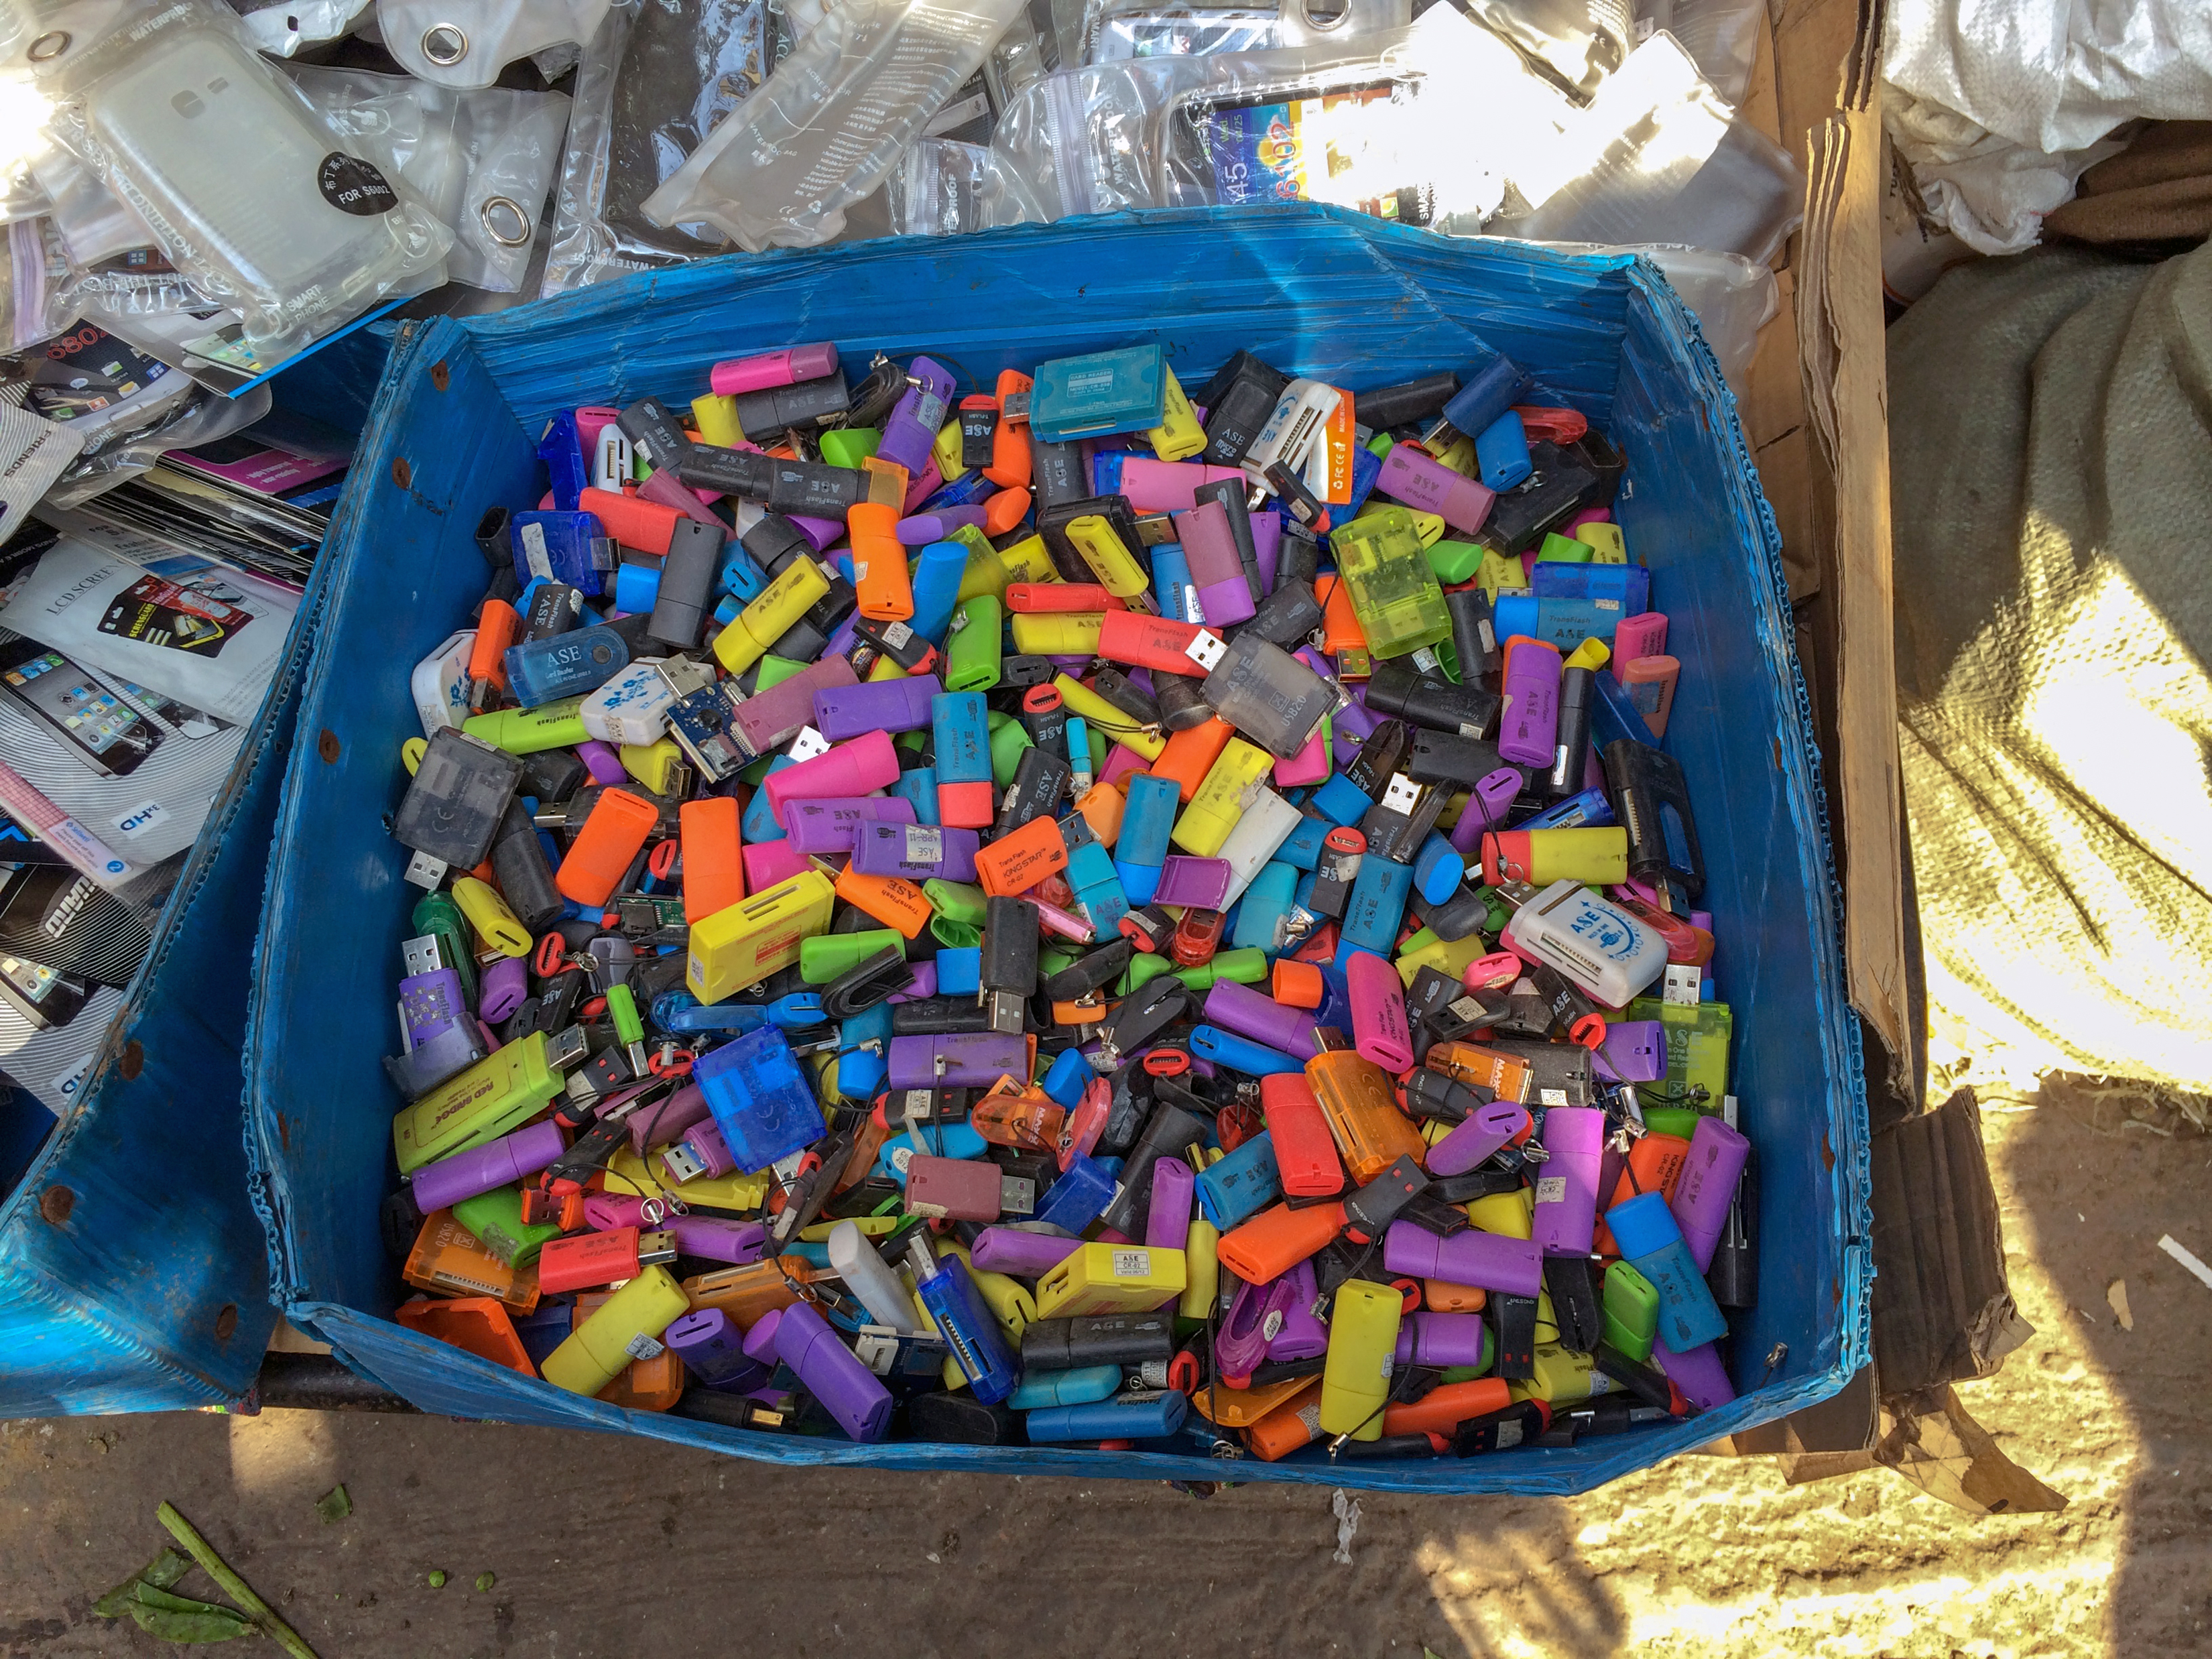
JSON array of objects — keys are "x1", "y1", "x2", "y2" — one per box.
[{"x1": 154, "y1": 1502, "x2": 318, "y2": 1659}]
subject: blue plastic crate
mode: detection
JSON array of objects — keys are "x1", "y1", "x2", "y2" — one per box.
[{"x1": 245, "y1": 204, "x2": 1871, "y2": 1491}]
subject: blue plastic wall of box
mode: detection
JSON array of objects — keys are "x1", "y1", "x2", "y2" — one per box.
[
  {"x1": 244, "y1": 204, "x2": 1871, "y2": 1493},
  {"x1": 0, "y1": 597, "x2": 322, "y2": 1412}
]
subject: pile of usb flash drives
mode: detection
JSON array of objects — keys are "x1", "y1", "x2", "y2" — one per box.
[{"x1": 383, "y1": 335, "x2": 1755, "y2": 1462}]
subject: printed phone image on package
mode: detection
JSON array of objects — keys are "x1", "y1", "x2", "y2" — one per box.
[
  {"x1": 1190, "y1": 86, "x2": 1433, "y2": 226},
  {"x1": 97, "y1": 576, "x2": 257, "y2": 657}
]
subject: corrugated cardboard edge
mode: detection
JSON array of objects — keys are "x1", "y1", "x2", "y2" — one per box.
[{"x1": 1769, "y1": 0, "x2": 1911, "y2": 1089}]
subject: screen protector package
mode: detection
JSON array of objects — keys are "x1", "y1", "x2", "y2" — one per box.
[
  {"x1": 376, "y1": 0, "x2": 616, "y2": 90},
  {"x1": 639, "y1": 0, "x2": 1031, "y2": 251},
  {"x1": 286, "y1": 65, "x2": 572, "y2": 292},
  {"x1": 23, "y1": 0, "x2": 454, "y2": 364},
  {"x1": 544, "y1": 0, "x2": 772, "y2": 294}
]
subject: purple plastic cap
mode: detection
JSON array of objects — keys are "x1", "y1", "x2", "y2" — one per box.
[
  {"x1": 1425, "y1": 1100, "x2": 1531, "y2": 1176},
  {"x1": 670, "y1": 1216, "x2": 770, "y2": 1265},
  {"x1": 479, "y1": 955, "x2": 530, "y2": 1024},
  {"x1": 970, "y1": 1227, "x2": 1083, "y2": 1278},
  {"x1": 789, "y1": 342, "x2": 839, "y2": 383},
  {"x1": 1591, "y1": 1020, "x2": 1667, "y2": 1083},
  {"x1": 788, "y1": 514, "x2": 843, "y2": 552},
  {"x1": 1251, "y1": 512, "x2": 1282, "y2": 593},
  {"x1": 1146, "y1": 1158, "x2": 1196, "y2": 1251},
  {"x1": 1654, "y1": 1337, "x2": 1735, "y2": 1412},
  {"x1": 629, "y1": 1081, "x2": 711, "y2": 1156},
  {"x1": 1268, "y1": 1261, "x2": 1329, "y2": 1361},
  {"x1": 639, "y1": 467, "x2": 725, "y2": 526},
  {"x1": 1382, "y1": 1221, "x2": 1542, "y2": 1297},
  {"x1": 410, "y1": 1119, "x2": 567, "y2": 1213},
  {"x1": 1530, "y1": 1105, "x2": 1605, "y2": 1257},
  {"x1": 887, "y1": 1032, "x2": 1028, "y2": 1090},
  {"x1": 1205, "y1": 977, "x2": 1320, "y2": 1058},
  {"x1": 1669, "y1": 1115, "x2": 1751, "y2": 1272},
  {"x1": 1152, "y1": 855, "x2": 1233, "y2": 909},
  {"x1": 1394, "y1": 1310, "x2": 1486, "y2": 1368},
  {"x1": 577, "y1": 740, "x2": 627, "y2": 786},
  {"x1": 897, "y1": 507, "x2": 987, "y2": 544},
  {"x1": 742, "y1": 1307, "x2": 784, "y2": 1365},
  {"x1": 1194, "y1": 576, "x2": 1257, "y2": 628},
  {"x1": 786, "y1": 795, "x2": 919, "y2": 856},
  {"x1": 777, "y1": 1300, "x2": 894, "y2": 1442},
  {"x1": 1448, "y1": 767, "x2": 1524, "y2": 855},
  {"x1": 1215, "y1": 1274, "x2": 1276, "y2": 1375}
]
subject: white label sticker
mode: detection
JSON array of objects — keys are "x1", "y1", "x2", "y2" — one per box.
[
  {"x1": 1540, "y1": 1087, "x2": 1569, "y2": 1107},
  {"x1": 624, "y1": 1334, "x2": 666, "y2": 1361},
  {"x1": 1298, "y1": 1401, "x2": 1323, "y2": 1432},
  {"x1": 1595, "y1": 599, "x2": 1619, "y2": 611},
  {"x1": 49, "y1": 1052, "x2": 95, "y2": 1103},
  {"x1": 1184, "y1": 587, "x2": 1207, "y2": 624},
  {"x1": 111, "y1": 800, "x2": 169, "y2": 839},
  {"x1": 1496, "y1": 1418, "x2": 1526, "y2": 1448},
  {"x1": 852, "y1": 561, "x2": 868, "y2": 581},
  {"x1": 1478, "y1": 619, "x2": 1496, "y2": 654},
  {"x1": 1262, "y1": 1309, "x2": 1284, "y2": 1341},
  {"x1": 883, "y1": 621, "x2": 914, "y2": 648},
  {"x1": 1534, "y1": 1175, "x2": 1568, "y2": 1205},
  {"x1": 519, "y1": 519, "x2": 552, "y2": 579},
  {"x1": 904, "y1": 826, "x2": 945, "y2": 865},
  {"x1": 1411, "y1": 646, "x2": 1440, "y2": 674},
  {"x1": 1111, "y1": 1249, "x2": 1151, "y2": 1277}
]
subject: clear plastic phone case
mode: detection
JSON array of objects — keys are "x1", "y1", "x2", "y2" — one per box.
[
  {"x1": 640, "y1": 0, "x2": 1033, "y2": 251},
  {"x1": 25, "y1": 0, "x2": 453, "y2": 363}
]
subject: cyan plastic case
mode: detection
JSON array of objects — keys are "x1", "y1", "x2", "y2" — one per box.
[{"x1": 247, "y1": 205, "x2": 1868, "y2": 1495}]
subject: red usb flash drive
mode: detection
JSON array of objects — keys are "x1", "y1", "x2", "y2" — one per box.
[{"x1": 1097, "y1": 611, "x2": 1216, "y2": 678}]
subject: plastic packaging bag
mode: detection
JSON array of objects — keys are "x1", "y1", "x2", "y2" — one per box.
[
  {"x1": 1458, "y1": 0, "x2": 1631, "y2": 99},
  {"x1": 1491, "y1": 31, "x2": 1802, "y2": 263},
  {"x1": 29, "y1": 146, "x2": 159, "y2": 269},
  {"x1": 639, "y1": 0, "x2": 1032, "y2": 251},
  {"x1": 287, "y1": 65, "x2": 571, "y2": 292},
  {"x1": 0, "y1": 217, "x2": 73, "y2": 349},
  {"x1": 43, "y1": 379, "x2": 271, "y2": 507},
  {"x1": 376, "y1": 0, "x2": 615, "y2": 90},
  {"x1": 231, "y1": 0, "x2": 377, "y2": 56},
  {"x1": 937, "y1": 7, "x2": 1564, "y2": 230},
  {"x1": 1077, "y1": 0, "x2": 1408, "y2": 64},
  {"x1": 52, "y1": 251, "x2": 212, "y2": 327},
  {"x1": 1637, "y1": 0, "x2": 1758, "y2": 107},
  {"x1": 887, "y1": 133, "x2": 993, "y2": 231},
  {"x1": 16, "y1": 317, "x2": 196, "y2": 453},
  {"x1": 0, "y1": 75, "x2": 52, "y2": 225},
  {"x1": 25, "y1": 0, "x2": 453, "y2": 365},
  {"x1": 543, "y1": 0, "x2": 776, "y2": 294}
]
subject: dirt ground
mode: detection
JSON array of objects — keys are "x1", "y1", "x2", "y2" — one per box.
[{"x1": 1, "y1": 1099, "x2": 2205, "y2": 1659}]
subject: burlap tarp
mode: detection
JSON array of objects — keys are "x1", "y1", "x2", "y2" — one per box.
[{"x1": 1888, "y1": 241, "x2": 2212, "y2": 1091}]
